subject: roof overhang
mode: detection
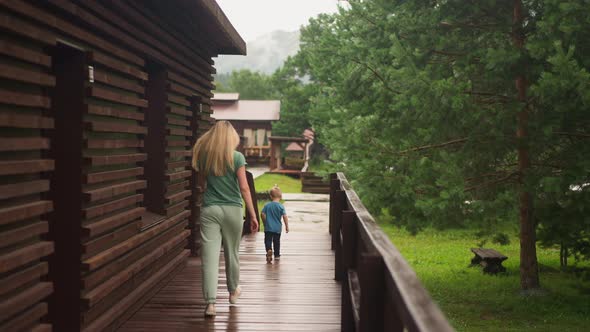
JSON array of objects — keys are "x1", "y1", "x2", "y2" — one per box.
[{"x1": 144, "y1": 0, "x2": 246, "y2": 56}]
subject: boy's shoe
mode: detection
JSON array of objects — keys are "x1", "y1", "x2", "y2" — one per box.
[
  {"x1": 266, "y1": 249, "x2": 273, "y2": 263},
  {"x1": 274, "y1": 255, "x2": 280, "y2": 260},
  {"x1": 204, "y1": 303, "x2": 216, "y2": 317},
  {"x1": 229, "y1": 286, "x2": 241, "y2": 304}
]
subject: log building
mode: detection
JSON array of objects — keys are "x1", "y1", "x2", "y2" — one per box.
[{"x1": 0, "y1": 1, "x2": 245, "y2": 331}]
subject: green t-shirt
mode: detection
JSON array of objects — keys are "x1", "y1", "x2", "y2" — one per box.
[{"x1": 203, "y1": 151, "x2": 246, "y2": 207}]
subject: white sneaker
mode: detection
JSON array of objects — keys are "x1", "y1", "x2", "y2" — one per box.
[
  {"x1": 229, "y1": 286, "x2": 241, "y2": 304},
  {"x1": 204, "y1": 303, "x2": 216, "y2": 317}
]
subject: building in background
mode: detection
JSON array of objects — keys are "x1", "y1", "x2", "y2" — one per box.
[{"x1": 211, "y1": 93, "x2": 280, "y2": 162}]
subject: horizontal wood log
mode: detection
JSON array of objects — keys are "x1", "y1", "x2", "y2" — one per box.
[
  {"x1": 0, "y1": 40, "x2": 51, "y2": 67},
  {"x1": 167, "y1": 116, "x2": 190, "y2": 127},
  {"x1": 0, "y1": 88, "x2": 51, "y2": 108},
  {"x1": 2, "y1": 0, "x2": 141, "y2": 65},
  {"x1": 82, "y1": 194, "x2": 143, "y2": 219},
  {"x1": 0, "y1": 112, "x2": 54, "y2": 129},
  {"x1": 167, "y1": 82, "x2": 194, "y2": 97},
  {"x1": 166, "y1": 160, "x2": 190, "y2": 171},
  {"x1": 0, "y1": 63, "x2": 55, "y2": 86},
  {"x1": 83, "y1": 207, "x2": 145, "y2": 238},
  {"x1": 165, "y1": 190, "x2": 191, "y2": 205},
  {"x1": 81, "y1": 250, "x2": 189, "y2": 332},
  {"x1": 85, "y1": 139, "x2": 144, "y2": 149},
  {"x1": 82, "y1": 210, "x2": 188, "y2": 271},
  {"x1": 168, "y1": 71, "x2": 213, "y2": 94},
  {"x1": 166, "y1": 140, "x2": 190, "y2": 147},
  {"x1": 0, "y1": 11, "x2": 56, "y2": 45},
  {"x1": 0, "y1": 138, "x2": 49, "y2": 152},
  {"x1": 84, "y1": 153, "x2": 146, "y2": 166},
  {"x1": 0, "y1": 201, "x2": 53, "y2": 226},
  {"x1": 92, "y1": 68, "x2": 145, "y2": 94},
  {"x1": 166, "y1": 200, "x2": 189, "y2": 218},
  {"x1": 83, "y1": 180, "x2": 146, "y2": 202},
  {"x1": 0, "y1": 160, "x2": 54, "y2": 176},
  {"x1": 81, "y1": 211, "x2": 188, "y2": 290},
  {"x1": 0, "y1": 241, "x2": 54, "y2": 274},
  {"x1": 0, "y1": 180, "x2": 49, "y2": 200},
  {"x1": 84, "y1": 167, "x2": 143, "y2": 185},
  {"x1": 0, "y1": 302, "x2": 47, "y2": 332},
  {"x1": 85, "y1": 120, "x2": 146, "y2": 134},
  {"x1": 73, "y1": 0, "x2": 214, "y2": 82},
  {"x1": 166, "y1": 170, "x2": 191, "y2": 182},
  {"x1": 82, "y1": 230, "x2": 190, "y2": 308},
  {"x1": 0, "y1": 262, "x2": 48, "y2": 297},
  {"x1": 0, "y1": 221, "x2": 48, "y2": 248},
  {"x1": 167, "y1": 128, "x2": 192, "y2": 137},
  {"x1": 166, "y1": 180, "x2": 189, "y2": 194},
  {"x1": 166, "y1": 150, "x2": 192, "y2": 158},
  {"x1": 86, "y1": 104, "x2": 144, "y2": 121},
  {"x1": 81, "y1": 243, "x2": 184, "y2": 324},
  {"x1": 88, "y1": 51, "x2": 145, "y2": 77},
  {"x1": 82, "y1": 221, "x2": 141, "y2": 258},
  {"x1": 0, "y1": 282, "x2": 52, "y2": 322},
  {"x1": 31, "y1": 324, "x2": 52, "y2": 332},
  {"x1": 167, "y1": 106, "x2": 192, "y2": 117},
  {"x1": 87, "y1": 86, "x2": 147, "y2": 107},
  {"x1": 168, "y1": 94, "x2": 190, "y2": 107}
]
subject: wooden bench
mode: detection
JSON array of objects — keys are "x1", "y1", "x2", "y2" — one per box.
[{"x1": 470, "y1": 248, "x2": 508, "y2": 274}]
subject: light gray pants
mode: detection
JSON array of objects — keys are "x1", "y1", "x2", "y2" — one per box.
[{"x1": 200, "y1": 205, "x2": 243, "y2": 304}]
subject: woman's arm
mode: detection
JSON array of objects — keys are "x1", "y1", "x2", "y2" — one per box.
[{"x1": 236, "y1": 166, "x2": 259, "y2": 232}]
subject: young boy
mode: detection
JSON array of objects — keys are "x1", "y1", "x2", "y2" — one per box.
[{"x1": 261, "y1": 186, "x2": 289, "y2": 263}]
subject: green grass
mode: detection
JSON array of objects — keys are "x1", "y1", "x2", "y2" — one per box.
[
  {"x1": 253, "y1": 173, "x2": 302, "y2": 193},
  {"x1": 379, "y1": 224, "x2": 590, "y2": 332}
]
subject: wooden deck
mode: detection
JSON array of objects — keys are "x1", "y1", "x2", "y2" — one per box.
[{"x1": 118, "y1": 231, "x2": 340, "y2": 331}]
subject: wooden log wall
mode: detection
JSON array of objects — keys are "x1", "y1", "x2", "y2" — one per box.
[
  {"x1": 0, "y1": 1, "x2": 226, "y2": 331},
  {"x1": 0, "y1": 8, "x2": 55, "y2": 332}
]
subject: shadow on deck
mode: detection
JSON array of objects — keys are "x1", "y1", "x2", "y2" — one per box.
[{"x1": 117, "y1": 232, "x2": 341, "y2": 332}]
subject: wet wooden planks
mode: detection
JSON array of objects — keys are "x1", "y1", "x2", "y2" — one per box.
[{"x1": 118, "y1": 231, "x2": 341, "y2": 331}]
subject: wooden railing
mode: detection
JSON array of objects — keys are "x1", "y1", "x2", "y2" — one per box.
[{"x1": 330, "y1": 173, "x2": 454, "y2": 332}]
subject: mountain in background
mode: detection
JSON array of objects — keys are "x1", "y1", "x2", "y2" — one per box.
[{"x1": 214, "y1": 30, "x2": 300, "y2": 75}]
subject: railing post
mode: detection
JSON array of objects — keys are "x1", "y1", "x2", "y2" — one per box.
[
  {"x1": 341, "y1": 210, "x2": 357, "y2": 332},
  {"x1": 341, "y1": 211, "x2": 357, "y2": 271},
  {"x1": 359, "y1": 253, "x2": 385, "y2": 332},
  {"x1": 333, "y1": 190, "x2": 346, "y2": 281},
  {"x1": 329, "y1": 173, "x2": 338, "y2": 239}
]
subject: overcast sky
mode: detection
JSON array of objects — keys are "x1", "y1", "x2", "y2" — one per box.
[{"x1": 216, "y1": 0, "x2": 341, "y2": 41}]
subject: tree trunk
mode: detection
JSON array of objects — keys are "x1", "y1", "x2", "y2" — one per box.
[{"x1": 513, "y1": 0, "x2": 540, "y2": 290}]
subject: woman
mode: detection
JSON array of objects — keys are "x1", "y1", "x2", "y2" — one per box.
[{"x1": 192, "y1": 121, "x2": 259, "y2": 317}]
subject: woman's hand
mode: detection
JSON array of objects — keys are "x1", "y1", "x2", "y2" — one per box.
[{"x1": 250, "y1": 217, "x2": 259, "y2": 232}]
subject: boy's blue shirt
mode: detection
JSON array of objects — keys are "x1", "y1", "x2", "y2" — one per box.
[{"x1": 261, "y1": 201, "x2": 286, "y2": 234}]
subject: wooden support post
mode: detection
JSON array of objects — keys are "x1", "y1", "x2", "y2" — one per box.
[
  {"x1": 48, "y1": 42, "x2": 86, "y2": 332},
  {"x1": 359, "y1": 254, "x2": 385, "y2": 332},
  {"x1": 341, "y1": 210, "x2": 358, "y2": 331},
  {"x1": 329, "y1": 174, "x2": 337, "y2": 236},
  {"x1": 188, "y1": 98, "x2": 200, "y2": 256},
  {"x1": 341, "y1": 211, "x2": 357, "y2": 270},
  {"x1": 333, "y1": 190, "x2": 346, "y2": 281},
  {"x1": 342, "y1": 271, "x2": 356, "y2": 332}
]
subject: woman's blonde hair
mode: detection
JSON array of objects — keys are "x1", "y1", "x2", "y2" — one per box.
[{"x1": 192, "y1": 121, "x2": 240, "y2": 176}]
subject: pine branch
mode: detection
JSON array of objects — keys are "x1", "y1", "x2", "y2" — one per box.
[
  {"x1": 397, "y1": 138, "x2": 468, "y2": 154},
  {"x1": 554, "y1": 132, "x2": 590, "y2": 138},
  {"x1": 350, "y1": 58, "x2": 401, "y2": 95},
  {"x1": 464, "y1": 171, "x2": 519, "y2": 192}
]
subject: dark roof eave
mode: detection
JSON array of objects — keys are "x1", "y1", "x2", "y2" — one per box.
[{"x1": 194, "y1": 0, "x2": 246, "y2": 55}]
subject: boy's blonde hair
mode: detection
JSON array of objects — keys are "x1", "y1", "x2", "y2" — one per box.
[
  {"x1": 192, "y1": 121, "x2": 240, "y2": 176},
  {"x1": 269, "y1": 185, "x2": 282, "y2": 199}
]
